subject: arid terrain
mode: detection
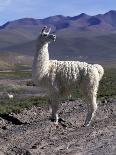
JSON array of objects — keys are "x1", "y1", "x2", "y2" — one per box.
[
  {"x1": 0, "y1": 8, "x2": 116, "y2": 155},
  {"x1": 0, "y1": 78, "x2": 115, "y2": 155}
]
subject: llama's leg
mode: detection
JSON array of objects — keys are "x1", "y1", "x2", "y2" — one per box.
[
  {"x1": 80, "y1": 75, "x2": 99, "y2": 127},
  {"x1": 50, "y1": 100, "x2": 59, "y2": 124},
  {"x1": 49, "y1": 97, "x2": 66, "y2": 127},
  {"x1": 49, "y1": 92, "x2": 60, "y2": 125},
  {"x1": 84, "y1": 95, "x2": 97, "y2": 126}
]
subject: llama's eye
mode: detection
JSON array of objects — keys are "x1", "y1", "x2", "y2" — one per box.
[{"x1": 43, "y1": 34, "x2": 47, "y2": 37}]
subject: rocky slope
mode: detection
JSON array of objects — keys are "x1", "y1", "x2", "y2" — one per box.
[{"x1": 0, "y1": 99, "x2": 116, "y2": 155}]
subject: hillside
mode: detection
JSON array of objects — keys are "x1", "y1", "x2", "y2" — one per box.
[{"x1": 0, "y1": 10, "x2": 116, "y2": 66}]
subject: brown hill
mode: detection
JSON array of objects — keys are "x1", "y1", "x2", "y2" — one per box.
[{"x1": 0, "y1": 10, "x2": 116, "y2": 66}]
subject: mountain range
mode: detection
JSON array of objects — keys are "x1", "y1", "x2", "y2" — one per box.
[{"x1": 0, "y1": 10, "x2": 116, "y2": 67}]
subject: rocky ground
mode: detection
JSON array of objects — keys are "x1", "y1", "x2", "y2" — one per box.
[{"x1": 0, "y1": 97, "x2": 116, "y2": 155}]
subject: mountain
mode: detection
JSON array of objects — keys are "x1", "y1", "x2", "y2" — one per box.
[{"x1": 0, "y1": 10, "x2": 116, "y2": 67}]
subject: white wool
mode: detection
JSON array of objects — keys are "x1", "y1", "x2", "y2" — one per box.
[
  {"x1": 47, "y1": 60, "x2": 104, "y2": 97},
  {"x1": 33, "y1": 59, "x2": 104, "y2": 96},
  {"x1": 32, "y1": 27, "x2": 104, "y2": 126},
  {"x1": 93, "y1": 64, "x2": 104, "y2": 80}
]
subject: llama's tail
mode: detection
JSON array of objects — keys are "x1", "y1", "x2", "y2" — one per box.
[{"x1": 93, "y1": 64, "x2": 104, "y2": 81}]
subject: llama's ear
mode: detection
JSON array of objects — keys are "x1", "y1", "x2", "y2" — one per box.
[
  {"x1": 47, "y1": 28, "x2": 51, "y2": 34},
  {"x1": 41, "y1": 26, "x2": 47, "y2": 34}
]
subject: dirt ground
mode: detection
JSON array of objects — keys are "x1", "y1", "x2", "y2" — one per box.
[{"x1": 0, "y1": 96, "x2": 116, "y2": 155}]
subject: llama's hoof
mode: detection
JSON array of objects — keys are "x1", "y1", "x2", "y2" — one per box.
[
  {"x1": 49, "y1": 117, "x2": 65, "y2": 123},
  {"x1": 49, "y1": 117, "x2": 56, "y2": 122},
  {"x1": 60, "y1": 123, "x2": 67, "y2": 128},
  {"x1": 83, "y1": 124, "x2": 86, "y2": 127},
  {"x1": 49, "y1": 117, "x2": 67, "y2": 128},
  {"x1": 83, "y1": 123, "x2": 90, "y2": 127},
  {"x1": 58, "y1": 118, "x2": 67, "y2": 128},
  {"x1": 58, "y1": 118, "x2": 65, "y2": 123}
]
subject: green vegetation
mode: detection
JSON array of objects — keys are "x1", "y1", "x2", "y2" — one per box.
[
  {"x1": 0, "y1": 60, "x2": 11, "y2": 68},
  {"x1": 0, "y1": 68, "x2": 115, "y2": 114},
  {"x1": 0, "y1": 70, "x2": 31, "y2": 79},
  {"x1": 0, "y1": 84, "x2": 24, "y2": 94},
  {"x1": 98, "y1": 68, "x2": 116, "y2": 99},
  {"x1": 0, "y1": 96, "x2": 48, "y2": 114},
  {"x1": 14, "y1": 64, "x2": 31, "y2": 71}
]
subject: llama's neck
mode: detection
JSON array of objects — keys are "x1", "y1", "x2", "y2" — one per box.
[{"x1": 32, "y1": 42, "x2": 49, "y2": 82}]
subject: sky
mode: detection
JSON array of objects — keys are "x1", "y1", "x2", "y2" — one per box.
[{"x1": 0, "y1": 0, "x2": 116, "y2": 25}]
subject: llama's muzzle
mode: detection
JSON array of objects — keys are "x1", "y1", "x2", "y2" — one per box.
[{"x1": 53, "y1": 34, "x2": 56, "y2": 41}]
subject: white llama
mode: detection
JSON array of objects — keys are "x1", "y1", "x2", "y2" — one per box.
[
  {"x1": 32, "y1": 26, "x2": 104, "y2": 127},
  {"x1": 7, "y1": 93, "x2": 14, "y2": 99}
]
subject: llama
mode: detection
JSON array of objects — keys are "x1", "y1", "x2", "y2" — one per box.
[
  {"x1": 7, "y1": 93, "x2": 14, "y2": 99},
  {"x1": 32, "y1": 26, "x2": 104, "y2": 127}
]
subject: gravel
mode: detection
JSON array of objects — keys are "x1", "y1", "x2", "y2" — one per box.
[{"x1": 0, "y1": 99, "x2": 116, "y2": 155}]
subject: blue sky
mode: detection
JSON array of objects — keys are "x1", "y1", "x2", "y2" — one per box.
[{"x1": 0, "y1": 0, "x2": 116, "y2": 25}]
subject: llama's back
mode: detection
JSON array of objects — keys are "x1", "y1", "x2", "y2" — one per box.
[
  {"x1": 49, "y1": 60, "x2": 104, "y2": 82},
  {"x1": 49, "y1": 60, "x2": 88, "y2": 82}
]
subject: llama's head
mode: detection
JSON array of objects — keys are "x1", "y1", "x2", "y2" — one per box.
[{"x1": 39, "y1": 26, "x2": 56, "y2": 44}]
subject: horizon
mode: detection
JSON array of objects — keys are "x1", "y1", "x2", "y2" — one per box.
[
  {"x1": 0, "y1": 9, "x2": 116, "y2": 26},
  {"x1": 0, "y1": 0, "x2": 116, "y2": 25}
]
